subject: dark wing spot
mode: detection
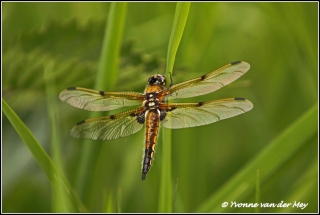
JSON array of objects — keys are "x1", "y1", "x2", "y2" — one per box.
[
  {"x1": 110, "y1": 115, "x2": 116, "y2": 120},
  {"x1": 67, "y1": 87, "x2": 76, "y2": 90},
  {"x1": 234, "y1": 97, "x2": 245, "y2": 100},
  {"x1": 201, "y1": 74, "x2": 206, "y2": 80},
  {"x1": 198, "y1": 102, "x2": 205, "y2": 107},
  {"x1": 231, "y1": 61, "x2": 241, "y2": 65},
  {"x1": 76, "y1": 119, "x2": 86, "y2": 125},
  {"x1": 99, "y1": 91, "x2": 105, "y2": 96}
]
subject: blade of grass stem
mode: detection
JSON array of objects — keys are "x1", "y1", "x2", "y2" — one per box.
[
  {"x1": 276, "y1": 159, "x2": 317, "y2": 212},
  {"x1": 2, "y1": 99, "x2": 87, "y2": 212},
  {"x1": 75, "y1": 3, "x2": 127, "y2": 203},
  {"x1": 196, "y1": 103, "x2": 318, "y2": 212},
  {"x1": 159, "y1": 2, "x2": 190, "y2": 213},
  {"x1": 44, "y1": 62, "x2": 73, "y2": 212}
]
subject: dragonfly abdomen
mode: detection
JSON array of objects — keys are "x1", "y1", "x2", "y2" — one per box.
[{"x1": 142, "y1": 109, "x2": 160, "y2": 180}]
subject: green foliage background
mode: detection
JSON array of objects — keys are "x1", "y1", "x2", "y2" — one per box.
[{"x1": 2, "y1": 2, "x2": 318, "y2": 213}]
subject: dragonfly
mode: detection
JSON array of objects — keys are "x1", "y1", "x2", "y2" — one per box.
[{"x1": 59, "y1": 61, "x2": 253, "y2": 180}]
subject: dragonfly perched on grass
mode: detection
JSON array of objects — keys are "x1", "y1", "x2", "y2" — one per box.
[{"x1": 59, "y1": 61, "x2": 253, "y2": 180}]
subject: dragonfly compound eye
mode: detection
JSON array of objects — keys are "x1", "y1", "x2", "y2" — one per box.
[{"x1": 148, "y1": 74, "x2": 166, "y2": 86}]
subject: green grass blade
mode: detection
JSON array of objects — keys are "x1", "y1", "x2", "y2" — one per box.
[
  {"x1": 166, "y1": 2, "x2": 190, "y2": 77},
  {"x1": 2, "y1": 99, "x2": 87, "y2": 212},
  {"x1": 96, "y1": 2, "x2": 127, "y2": 91},
  {"x1": 44, "y1": 62, "x2": 73, "y2": 212},
  {"x1": 159, "y1": 2, "x2": 190, "y2": 213},
  {"x1": 196, "y1": 103, "x2": 318, "y2": 212},
  {"x1": 276, "y1": 159, "x2": 318, "y2": 213},
  {"x1": 104, "y1": 192, "x2": 115, "y2": 213},
  {"x1": 74, "y1": 2, "x2": 127, "y2": 203}
]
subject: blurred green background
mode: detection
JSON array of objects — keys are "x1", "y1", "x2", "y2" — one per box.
[{"x1": 2, "y1": 2, "x2": 318, "y2": 213}]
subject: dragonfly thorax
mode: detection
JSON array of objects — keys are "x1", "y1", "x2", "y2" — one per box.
[{"x1": 144, "y1": 92, "x2": 160, "y2": 110}]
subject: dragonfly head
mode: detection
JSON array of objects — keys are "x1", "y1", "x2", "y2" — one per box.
[{"x1": 148, "y1": 74, "x2": 166, "y2": 86}]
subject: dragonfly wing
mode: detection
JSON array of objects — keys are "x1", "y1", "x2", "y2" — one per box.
[
  {"x1": 166, "y1": 61, "x2": 250, "y2": 100},
  {"x1": 71, "y1": 108, "x2": 145, "y2": 140},
  {"x1": 59, "y1": 87, "x2": 144, "y2": 111},
  {"x1": 160, "y1": 98, "x2": 253, "y2": 129}
]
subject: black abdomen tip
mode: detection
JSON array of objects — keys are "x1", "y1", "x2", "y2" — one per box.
[{"x1": 142, "y1": 173, "x2": 146, "y2": 181}]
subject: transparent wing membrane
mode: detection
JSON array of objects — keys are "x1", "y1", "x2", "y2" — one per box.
[
  {"x1": 59, "y1": 87, "x2": 144, "y2": 111},
  {"x1": 70, "y1": 108, "x2": 144, "y2": 140},
  {"x1": 160, "y1": 98, "x2": 253, "y2": 129},
  {"x1": 166, "y1": 61, "x2": 250, "y2": 100}
]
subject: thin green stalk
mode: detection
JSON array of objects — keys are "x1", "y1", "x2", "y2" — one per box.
[
  {"x1": 75, "y1": 2, "x2": 127, "y2": 203},
  {"x1": 104, "y1": 191, "x2": 115, "y2": 213},
  {"x1": 96, "y1": 2, "x2": 127, "y2": 91},
  {"x1": 166, "y1": 2, "x2": 190, "y2": 77},
  {"x1": 2, "y1": 99, "x2": 87, "y2": 212},
  {"x1": 159, "y1": 2, "x2": 190, "y2": 213},
  {"x1": 196, "y1": 103, "x2": 318, "y2": 212},
  {"x1": 44, "y1": 62, "x2": 73, "y2": 212}
]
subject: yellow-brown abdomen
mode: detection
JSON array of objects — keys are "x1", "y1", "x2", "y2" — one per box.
[{"x1": 142, "y1": 109, "x2": 160, "y2": 180}]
